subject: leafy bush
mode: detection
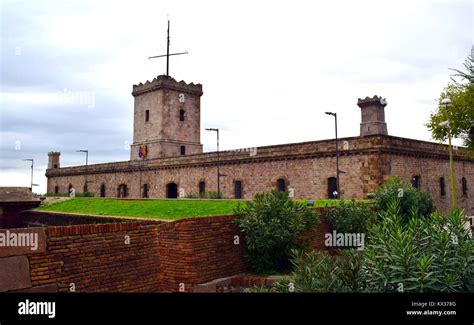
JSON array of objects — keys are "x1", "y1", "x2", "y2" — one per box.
[
  {"x1": 286, "y1": 249, "x2": 364, "y2": 292},
  {"x1": 326, "y1": 200, "x2": 377, "y2": 234},
  {"x1": 234, "y1": 190, "x2": 319, "y2": 273},
  {"x1": 43, "y1": 193, "x2": 69, "y2": 197},
  {"x1": 185, "y1": 191, "x2": 223, "y2": 199},
  {"x1": 75, "y1": 192, "x2": 94, "y2": 197},
  {"x1": 375, "y1": 177, "x2": 435, "y2": 221},
  {"x1": 364, "y1": 200, "x2": 473, "y2": 292},
  {"x1": 281, "y1": 200, "x2": 473, "y2": 293}
]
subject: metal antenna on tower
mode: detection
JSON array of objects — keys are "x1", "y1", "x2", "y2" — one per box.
[{"x1": 148, "y1": 19, "x2": 188, "y2": 77}]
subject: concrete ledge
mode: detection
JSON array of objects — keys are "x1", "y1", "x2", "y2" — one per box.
[
  {"x1": 193, "y1": 274, "x2": 244, "y2": 293},
  {"x1": 9, "y1": 284, "x2": 58, "y2": 293},
  {"x1": 0, "y1": 255, "x2": 31, "y2": 292}
]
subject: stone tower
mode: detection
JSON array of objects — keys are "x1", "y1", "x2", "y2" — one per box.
[
  {"x1": 130, "y1": 75, "x2": 204, "y2": 160},
  {"x1": 357, "y1": 95, "x2": 388, "y2": 136},
  {"x1": 48, "y1": 152, "x2": 60, "y2": 169}
]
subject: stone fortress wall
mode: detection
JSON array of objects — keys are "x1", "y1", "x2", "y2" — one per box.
[{"x1": 45, "y1": 75, "x2": 474, "y2": 215}]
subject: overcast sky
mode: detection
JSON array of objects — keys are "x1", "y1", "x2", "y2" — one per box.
[{"x1": 0, "y1": 0, "x2": 472, "y2": 194}]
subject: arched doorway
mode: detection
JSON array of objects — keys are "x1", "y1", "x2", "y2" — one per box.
[
  {"x1": 142, "y1": 183, "x2": 149, "y2": 198},
  {"x1": 234, "y1": 180, "x2": 243, "y2": 199},
  {"x1": 276, "y1": 178, "x2": 286, "y2": 192},
  {"x1": 198, "y1": 181, "x2": 206, "y2": 197},
  {"x1": 100, "y1": 184, "x2": 106, "y2": 197},
  {"x1": 328, "y1": 177, "x2": 337, "y2": 199},
  {"x1": 166, "y1": 183, "x2": 178, "y2": 199},
  {"x1": 118, "y1": 184, "x2": 128, "y2": 198}
]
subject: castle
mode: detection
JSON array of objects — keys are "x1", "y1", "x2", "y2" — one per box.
[{"x1": 46, "y1": 75, "x2": 473, "y2": 214}]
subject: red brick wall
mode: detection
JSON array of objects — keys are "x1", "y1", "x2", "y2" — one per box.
[
  {"x1": 27, "y1": 221, "x2": 161, "y2": 292},
  {"x1": 18, "y1": 210, "x2": 332, "y2": 293},
  {"x1": 157, "y1": 215, "x2": 246, "y2": 292},
  {"x1": 304, "y1": 207, "x2": 333, "y2": 251}
]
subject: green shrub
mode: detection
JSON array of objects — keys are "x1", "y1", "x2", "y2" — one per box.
[
  {"x1": 269, "y1": 249, "x2": 364, "y2": 293},
  {"x1": 234, "y1": 190, "x2": 319, "y2": 273},
  {"x1": 75, "y1": 192, "x2": 94, "y2": 197},
  {"x1": 375, "y1": 177, "x2": 435, "y2": 221},
  {"x1": 43, "y1": 193, "x2": 69, "y2": 197},
  {"x1": 364, "y1": 200, "x2": 473, "y2": 292},
  {"x1": 326, "y1": 200, "x2": 377, "y2": 234},
  {"x1": 185, "y1": 191, "x2": 223, "y2": 199},
  {"x1": 283, "y1": 199, "x2": 473, "y2": 293}
]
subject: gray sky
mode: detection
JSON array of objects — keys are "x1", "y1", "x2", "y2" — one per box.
[{"x1": 1, "y1": 0, "x2": 472, "y2": 194}]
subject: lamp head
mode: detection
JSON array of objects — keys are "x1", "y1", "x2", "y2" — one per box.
[
  {"x1": 441, "y1": 98, "x2": 452, "y2": 107},
  {"x1": 438, "y1": 120, "x2": 450, "y2": 127}
]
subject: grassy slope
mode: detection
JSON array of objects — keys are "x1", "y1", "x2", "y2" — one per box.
[{"x1": 36, "y1": 197, "x2": 341, "y2": 220}]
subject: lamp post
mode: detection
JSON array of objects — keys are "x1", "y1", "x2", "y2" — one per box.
[
  {"x1": 76, "y1": 150, "x2": 89, "y2": 192},
  {"x1": 325, "y1": 112, "x2": 340, "y2": 199},
  {"x1": 22, "y1": 159, "x2": 35, "y2": 191},
  {"x1": 439, "y1": 98, "x2": 456, "y2": 209},
  {"x1": 205, "y1": 128, "x2": 221, "y2": 196}
]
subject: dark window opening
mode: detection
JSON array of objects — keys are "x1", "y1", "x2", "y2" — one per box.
[
  {"x1": 440, "y1": 177, "x2": 446, "y2": 197},
  {"x1": 234, "y1": 181, "x2": 243, "y2": 199},
  {"x1": 462, "y1": 177, "x2": 468, "y2": 196},
  {"x1": 328, "y1": 177, "x2": 338, "y2": 199},
  {"x1": 412, "y1": 175, "x2": 420, "y2": 190},
  {"x1": 54, "y1": 186, "x2": 59, "y2": 194},
  {"x1": 53, "y1": 164, "x2": 58, "y2": 168},
  {"x1": 83, "y1": 184, "x2": 88, "y2": 193},
  {"x1": 180, "y1": 146, "x2": 186, "y2": 156},
  {"x1": 118, "y1": 184, "x2": 128, "y2": 198},
  {"x1": 142, "y1": 183, "x2": 149, "y2": 198},
  {"x1": 277, "y1": 178, "x2": 286, "y2": 192},
  {"x1": 199, "y1": 181, "x2": 205, "y2": 196},
  {"x1": 145, "y1": 110, "x2": 150, "y2": 122},
  {"x1": 166, "y1": 183, "x2": 178, "y2": 199},
  {"x1": 100, "y1": 184, "x2": 106, "y2": 197},
  {"x1": 179, "y1": 109, "x2": 185, "y2": 122}
]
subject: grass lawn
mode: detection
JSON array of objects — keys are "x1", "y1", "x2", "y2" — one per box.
[{"x1": 36, "y1": 197, "x2": 342, "y2": 220}]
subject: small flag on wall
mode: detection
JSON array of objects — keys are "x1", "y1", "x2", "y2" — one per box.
[{"x1": 138, "y1": 145, "x2": 147, "y2": 158}]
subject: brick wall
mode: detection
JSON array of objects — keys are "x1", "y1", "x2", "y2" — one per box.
[
  {"x1": 27, "y1": 221, "x2": 161, "y2": 292},
  {"x1": 157, "y1": 215, "x2": 246, "y2": 292},
  {"x1": 2, "y1": 209, "x2": 333, "y2": 293}
]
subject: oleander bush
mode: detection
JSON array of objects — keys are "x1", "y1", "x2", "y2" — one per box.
[
  {"x1": 326, "y1": 200, "x2": 377, "y2": 234},
  {"x1": 375, "y1": 177, "x2": 435, "y2": 222},
  {"x1": 185, "y1": 191, "x2": 223, "y2": 199},
  {"x1": 277, "y1": 200, "x2": 473, "y2": 293},
  {"x1": 235, "y1": 190, "x2": 319, "y2": 273}
]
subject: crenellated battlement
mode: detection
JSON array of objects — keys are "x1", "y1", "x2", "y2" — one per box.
[
  {"x1": 132, "y1": 75, "x2": 203, "y2": 97},
  {"x1": 357, "y1": 95, "x2": 387, "y2": 108},
  {"x1": 357, "y1": 95, "x2": 388, "y2": 136}
]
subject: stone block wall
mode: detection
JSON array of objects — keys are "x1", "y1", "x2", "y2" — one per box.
[{"x1": 47, "y1": 135, "x2": 474, "y2": 215}]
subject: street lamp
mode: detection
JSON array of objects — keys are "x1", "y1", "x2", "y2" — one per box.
[
  {"x1": 439, "y1": 98, "x2": 456, "y2": 209},
  {"x1": 205, "y1": 128, "x2": 222, "y2": 197},
  {"x1": 325, "y1": 112, "x2": 340, "y2": 199},
  {"x1": 22, "y1": 159, "x2": 38, "y2": 191},
  {"x1": 76, "y1": 150, "x2": 89, "y2": 192}
]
